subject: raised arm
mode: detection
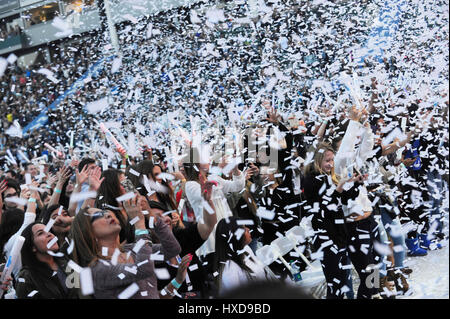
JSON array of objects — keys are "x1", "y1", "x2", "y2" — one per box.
[
  {"x1": 382, "y1": 131, "x2": 414, "y2": 156},
  {"x1": 334, "y1": 106, "x2": 365, "y2": 178},
  {"x1": 196, "y1": 176, "x2": 217, "y2": 241},
  {"x1": 47, "y1": 165, "x2": 72, "y2": 207}
]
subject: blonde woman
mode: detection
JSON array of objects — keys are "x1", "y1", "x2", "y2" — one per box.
[{"x1": 302, "y1": 142, "x2": 377, "y2": 299}]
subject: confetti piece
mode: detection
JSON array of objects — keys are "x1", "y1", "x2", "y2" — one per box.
[
  {"x1": 70, "y1": 191, "x2": 97, "y2": 203},
  {"x1": 118, "y1": 283, "x2": 139, "y2": 299},
  {"x1": 116, "y1": 192, "x2": 136, "y2": 202},
  {"x1": 154, "y1": 268, "x2": 171, "y2": 280}
]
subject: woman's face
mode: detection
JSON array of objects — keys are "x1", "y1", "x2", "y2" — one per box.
[
  {"x1": 66, "y1": 179, "x2": 75, "y2": 194},
  {"x1": 43, "y1": 194, "x2": 52, "y2": 206},
  {"x1": 243, "y1": 226, "x2": 252, "y2": 245},
  {"x1": 320, "y1": 150, "x2": 335, "y2": 174},
  {"x1": 152, "y1": 165, "x2": 162, "y2": 183},
  {"x1": 87, "y1": 208, "x2": 121, "y2": 239},
  {"x1": 32, "y1": 224, "x2": 59, "y2": 253},
  {"x1": 50, "y1": 208, "x2": 73, "y2": 235}
]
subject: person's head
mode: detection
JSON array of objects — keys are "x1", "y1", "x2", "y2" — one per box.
[
  {"x1": 40, "y1": 204, "x2": 73, "y2": 237},
  {"x1": 70, "y1": 207, "x2": 121, "y2": 267},
  {"x1": 0, "y1": 208, "x2": 25, "y2": 261},
  {"x1": 214, "y1": 217, "x2": 252, "y2": 276},
  {"x1": 65, "y1": 176, "x2": 76, "y2": 195},
  {"x1": 4, "y1": 170, "x2": 17, "y2": 179},
  {"x1": 304, "y1": 142, "x2": 338, "y2": 183},
  {"x1": 21, "y1": 222, "x2": 59, "y2": 268},
  {"x1": 182, "y1": 147, "x2": 202, "y2": 182},
  {"x1": 78, "y1": 158, "x2": 97, "y2": 175},
  {"x1": 1, "y1": 178, "x2": 20, "y2": 209},
  {"x1": 136, "y1": 160, "x2": 156, "y2": 182},
  {"x1": 25, "y1": 163, "x2": 38, "y2": 177}
]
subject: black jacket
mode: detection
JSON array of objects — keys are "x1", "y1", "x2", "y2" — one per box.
[
  {"x1": 302, "y1": 172, "x2": 360, "y2": 248},
  {"x1": 15, "y1": 256, "x2": 81, "y2": 299}
]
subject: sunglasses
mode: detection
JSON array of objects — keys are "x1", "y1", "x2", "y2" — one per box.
[{"x1": 85, "y1": 210, "x2": 108, "y2": 224}]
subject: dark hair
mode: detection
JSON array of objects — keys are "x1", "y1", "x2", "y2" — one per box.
[
  {"x1": 95, "y1": 169, "x2": 134, "y2": 243},
  {"x1": 214, "y1": 217, "x2": 253, "y2": 291},
  {"x1": 125, "y1": 165, "x2": 143, "y2": 195},
  {"x1": 95, "y1": 169, "x2": 122, "y2": 210},
  {"x1": 24, "y1": 162, "x2": 36, "y2": 171},
  {"x1": 5, "y1": 170, "x2": 17, "y2": 178},
  {"x1": 1, "y1": 178, "x2": 20, "y2": 201},
  {"x1": 78, "y1": 158, "x2": 96, "y2": 172},
  {"x1": 19, "y1": 222, "x2": 67, "y2": 298},
  {"x1": 136, "y1": 160, "x2": 177, "y2": 210},
  {"x1": 39, "y1": 204, "x2": 62, "y2": 226},
  {"x1": 0, "y1": 208, "x2": 25, "y2": 261},
  {"x1": 182, "y1": 147, "x2": 201, "y2": 183},
  {"x1": 70, "y1": 208, "x2": 101, "y2": 268}
]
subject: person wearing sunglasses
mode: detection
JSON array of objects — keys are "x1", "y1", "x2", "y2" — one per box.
[{"x1": 69, "y1": 195, "x2": 188, "y2": 299}]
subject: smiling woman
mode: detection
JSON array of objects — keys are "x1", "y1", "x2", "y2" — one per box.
[{"x1": 15, "y1": 222, "x2": 80, "y2": 299}]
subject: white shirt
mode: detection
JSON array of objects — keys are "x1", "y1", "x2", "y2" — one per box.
[
  {"x1": 220, "y1": 246, "x2": 268, "y2": 295},
  {"x1": 185, "y1": 173, "x2": 245, "y2": 257},
  {"x1": 334, "y1": 120, "x2": 374, "y2": 217}
]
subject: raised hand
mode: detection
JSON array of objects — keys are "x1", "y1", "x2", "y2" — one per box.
[
  {"x1": 266, "y1": 107, "x2": 280, "y2": 124},
  {"x1": 76, "y1": 164, "x2": 89, "y2": 186},
  {"x1": 0, "y1": 180, "x2": 7, "y2": 195},
  {"x1": 46, "y1": 173, "x2": 58, "y2": 188},
  {"x1": 245, "y1": 162, "x2": 259, "y2": 180},
  {"x1": 123, "y1": 194, "x2": 142, "y2": 221},
  {"x1": 57, "y1": 165, "x2": 73, "y2": 185},
  {"x1": 175, "y1": 254, "x2": 192, "y2": 286},
  {"x1": 88, "y1": 166, "x2": 104, "y2": 191},
  {"x1": 117, "y1": 145, "x2": 127, "y2": 159},
  {"x1": 199, "y1": 173, "x2": 216, "y2": 202}
]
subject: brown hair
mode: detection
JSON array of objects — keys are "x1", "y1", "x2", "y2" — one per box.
[{"x1": 70, "y1": 208, "x2": 112, "y2": 268}]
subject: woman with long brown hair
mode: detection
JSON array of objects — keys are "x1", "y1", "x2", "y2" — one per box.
[
  {"x1": 302, "y1": 142, "x2": 377, "y2": 299},
  {"x1": 69, "y1": 196, "x2": 189, "y2": 299}
]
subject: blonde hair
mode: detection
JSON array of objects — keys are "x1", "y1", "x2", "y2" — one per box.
[{"x1": 303, "y1": 142, "x2": 340, "y2": 185}]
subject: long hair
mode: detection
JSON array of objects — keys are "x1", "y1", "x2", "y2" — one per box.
[
  {"x1": 0, "y1": 208, "x2": 25, "y2": 261},
  {"x1": 94, "y1": 169, "x2": 132, "y2": 239},
  {"x1": 39, "y1": 204, "x2": 62, "y2": 225},
  {"x1": 137, "y1": 160, "x2": 177, "y2": 211},
  {"x1": 303, "y1": 142, "x2": 339, "y2": 185},
  {"x1": 20, "y1": 222, "x2": 66, "y2": 298},
  {"x1": 95, "y1": 169, "x2": 123, "y2": 210},
  {"x1": 214, "y1": 217, "x2": 253, "y2": 291},
  {"x1": 69, "y1": 208, "x2": 103, "y2": 268}
]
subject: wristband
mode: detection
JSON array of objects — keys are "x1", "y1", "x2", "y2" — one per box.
[
  {"x1": 135, "y1": 229, "x2": 149, "y2": 236},
  {"x1": 54, "y1": 188, "x2": 62, "y2": 194},
  {"x1": 163, "y1": 286, "x2": 175, "y2": 297},
  {"x1": 28, "y1": 198, "x2": 36, "y2": 203},
  {"x1": 120, "y1": 165, "x2": 126, "y2": 169},
  {"x1": 171, "y1": 278, "x2": 182, "y2": 289}
]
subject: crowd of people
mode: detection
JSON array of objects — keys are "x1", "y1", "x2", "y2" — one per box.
[{"x1": 0, "y1": 0, "x2": 448, "y2": 299}]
